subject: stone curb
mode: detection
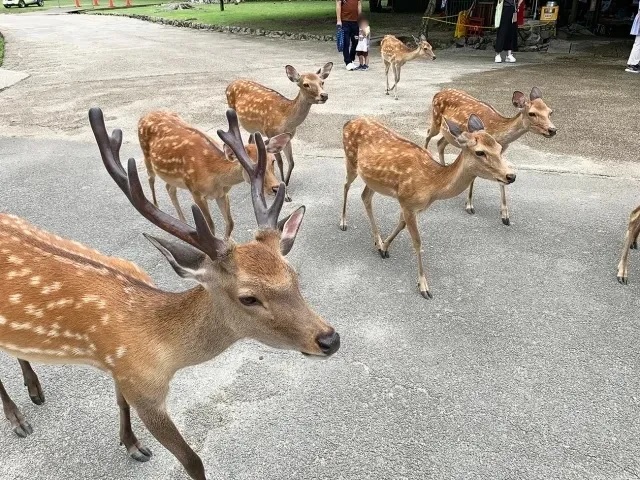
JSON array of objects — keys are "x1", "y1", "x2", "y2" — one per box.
[
  {"x1": 0, "y1": 31, "x2": 31, "y2": 92},
  {"x1": 87, "y1": 12, "x2": 337, "y2": 42}
]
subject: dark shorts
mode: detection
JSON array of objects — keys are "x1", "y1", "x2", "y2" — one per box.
[{"x1": 356, "y1": 50, "x2": 368, "y2": 56}]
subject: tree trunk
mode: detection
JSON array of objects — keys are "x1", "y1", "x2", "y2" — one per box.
[
  {"x1": 569, "y1": 0, "x2": 579, "y2": 23},
  {"x1": 220, "y1": 0, "x2": 224, "y2": 11},
  {"x1": 424, "y1": 0, "x2": 437, "y2": 17}
]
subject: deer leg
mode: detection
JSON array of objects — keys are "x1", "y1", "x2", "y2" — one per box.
[
  {"x1": 361, "y1": 186, "x2": 386, "y2": 258},
  {"x1": 215, "y1": 195, "x2": 234, "y2": 240},
  {"x1": 134, "y1": 400, "x2": 205, "y2": 480},
  {"x1": 283, "y1": 141, "x2": 295, "y2": 186},
  {"x1": 116, "y1": 386, "x2": 153, "y2": 463},
  {"x1": 617, "y1": 205, "x2": 640, "y2": 284},
  {"x1": 403, "y1": 208, "x2": 432, "y2": 299},
  {"x1": 274, "y1": 152, "x2": 285, "y2": 184},
  {"x1": 465, "y1": 179, "x2": 476, "y2": 215},
  {"x1": 500, "y1": 184, "x2": 510, "y2": 226},
  {"x1": 436, "y1": 137, "x2": 448, "y2": 166},
  {"x1": 0, "y1": 378, "x2": 32, "y2": 438},
  {"x1": 191, "y1": 194, "x2": 215, "y2": 236},
  {"x1": 18, "y1": 360, "x2": 44, "y2": 405},
  {"x1": 164, "y1": 184, "x2": 187, "y2": 223},
  {"x1": 384, "y1": 61, "x2": 391, "y2": 94},
  {"x1": 393, "y1": 65, "x2": 401, "y2": 100},
  {"x1": 381, "y1": 210, "x2": 406, "y2": 256},
  {"x1": 148, "y1": 172, "x2": 158, "y2": 207},
  {"x1": 340, "y1": 166, "x2": 358, "y2": 231}
]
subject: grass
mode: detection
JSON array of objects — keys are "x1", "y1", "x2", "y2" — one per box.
[
  {"x1": 0, "y1": 34, "x2": 4, "y2": 67},
  {"x1": 98, "y1": 0, "x2": 425, "y2": 37}
]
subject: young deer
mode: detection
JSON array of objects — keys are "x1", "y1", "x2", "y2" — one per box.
[
  {"x1": 425, "y1": 87, "x2": 556, "y2": 225},
  {"x1": 381, "y1": 34, "x2": 436, "y2": 100},
  {"x1": 616, "y1": 205, "x2": 640, "y2": 284},
  {"x1": 0, "y1": 108, "x2": 340, "y2": 480},
  {"x1": 340, "y1": 115, "x2": 515, "y2": 299},
  {"x1": 139, "y1": 110, "x2": 292, "y2": 239},
  {"x1": 226, "y1": 62, "x2": 333, "y2": 186}
]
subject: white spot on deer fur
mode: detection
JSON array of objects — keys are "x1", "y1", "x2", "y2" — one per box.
[
  {"x1": 46, "y1": 298, "x2": 74, "y2": 310},
  {"x1": 30, "y1": 276, "x2": 42, "y2": 286},
  {"x1": 41, "y1": 282, "x2": 62, "y2": 295},
  {"x1": 24, "y1": 305, "x2": 44, "y2": 318},
  {"x1": 33, "y1": 326, "x2": 46, "y2": 335},
  {"x1": 100, "y1": 314, "x2": 110, "y2": 325},
  {"x1": 115, "y1": 346, "x2": 127, "y2": 358},
  {"x1": 80, "y1": 295, "x2": 106, "y2": 309},
  {"x1": 7, "y1": 268, "x2": 31, "y2": 279},
  {"x1": 0, "y1": 315, "x2": 6, "y2": 326},
  {"x1": 8, "y1": 293, "x2": 22, "y2": 304},
  {"x1": 105, "y1": 355, "x2": 115, "y2": 366},
  {"x1": 7, "y1": 255, "x2": 24, "y2": 265},
  {"x1": 10, "y1": 322, "x2": 32, "y2": 331}
]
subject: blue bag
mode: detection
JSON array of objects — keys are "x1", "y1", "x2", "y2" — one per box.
[{"x1": 336, "y1": 25, "x2": 344, "y2": 52}]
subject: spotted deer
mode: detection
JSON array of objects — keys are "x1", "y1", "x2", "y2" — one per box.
[
  {"x1": 226, "y1": 62, "x2": 333, "y2": 186},
  {"x1": 138, "y1": 110, "x2": 292, "y2": 239},
  {"x1": 616, "y1": 205, "x2": 640, "y2": 284},
  {"x1": 0, "y1": 108, "x2": 340, "y2": 480},
  {"x1": 424, "y1": 87, "x2": 556, "y2": 225},
  {"x1": 340, "y1": 115, "x2": 515, "y2": 299},
  {"x1": 381, "y1": 34, "x2": 436, "y2": 100}
]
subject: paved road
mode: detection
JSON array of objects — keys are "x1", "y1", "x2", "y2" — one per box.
[{"x1": 0, "y1": 14, "x2": 639, "y2": 480}]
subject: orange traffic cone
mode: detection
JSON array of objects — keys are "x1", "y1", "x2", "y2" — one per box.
[
  {"x1": 92, "y1": 0, "x2": 99, "y2": 6},
  {"x1": 125, "y1": 0, "x2": 131, "y2": 6},
  {"x1": 74, "y1": 0, "x2": 81, "y2": 6},
  {"x1": 108, "y1": 0, "x2": 114, "y2": 7}
]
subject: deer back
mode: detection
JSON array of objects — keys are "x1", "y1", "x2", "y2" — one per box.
[{"x1": 226, "y1": 80, "x2": 293, "y2": 136}]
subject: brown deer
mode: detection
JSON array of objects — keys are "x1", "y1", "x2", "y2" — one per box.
[
  {"x1": 226, "y1": 62, "x2": 333, "y2": 186},
  {"x1": 139, "y1": 110, "x2": 292, "y2": 239},
  {"x1": 340, "y1": 115, "x2": 515, "y2": 299},
  {"x1": 425, "y1": 87, "x2": 556, "y2": 225},
  {"x1": 616, "y1": 205, "x2": 640, "y2": 284},
  {"x1": 381, "y1": 34, "x2": 436, "y2": 100},
  {"x1": 0, "y1": 108, "x2": 340, "y2": 480}
]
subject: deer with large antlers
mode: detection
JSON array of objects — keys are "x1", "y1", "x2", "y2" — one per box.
[
  {"x1": 340, "y1": 115, "x2": 515, "y2": 298},
  {"x1": 425, "y1": 87, "x2": 556, "y2": 225},
  {"x1": 139, "y1": 110, "x2": 292, "y2": 239},
  {"x1": 0, "y1": 108, "x2": 340, "y2": 480},
  {"x1": 226, "y1": 62, "x2": 333, "y2": 186},
  {"x1": 381, "y1": 34, "x2": 435, "y2": 100},
  {"x1": 616, "y1": 205, "x2": 640, "y2": 284}
]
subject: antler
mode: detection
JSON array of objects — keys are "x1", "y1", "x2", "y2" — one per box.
[
  {"x1": 88, "y1": 107, "x2": 225, "y2": 260},
  {"x1": 217, "y1": 109, "x2": 286, "y2": 229}
]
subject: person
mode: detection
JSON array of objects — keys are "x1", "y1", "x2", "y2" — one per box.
[
  {"x1": 336, "y1": 0, "x2": 362, "y2": 71},
  {"x1": 494, "y1": 0, "x2": 522, "y2": 63},
  {"x1": 626, "y1": 4, "x2": 640, "y2": 73},
  {"x1": 355, "y1": 16, "x2": 371, "y2": 70}
]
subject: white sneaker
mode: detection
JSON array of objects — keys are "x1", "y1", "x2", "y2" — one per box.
[
  {"x1": 506, "y1": 54, "x2": 516, "y2": 63},
  {"x1": 346, "y1": 62, "x2": 357, "y2": 71},
  {"x1": 494, "y1": 54, "x2": 503, "y2": 63}
]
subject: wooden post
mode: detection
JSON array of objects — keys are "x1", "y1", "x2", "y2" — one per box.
[
  {"x1": 220, "y1": 0, "x2": 224, "y2": 11},
  {"x1": 569, "y1": 0, "x2": 579, "y2": 24}
]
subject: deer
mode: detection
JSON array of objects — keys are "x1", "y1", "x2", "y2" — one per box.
[
  {"x1": 138, "y1": 110, "x2": 292, "y2": 239},
  {"x1": 226, "y1": 62, "x2": 333, "y2": 186},
  {"x1": 339, "y1": 115, "x2": 516, "y2": 299},
  {"x1": 424, "y1": 87, "x2": 556, "y2": 225},
  {"x1": 381, "y1": 34, "x2": 436, "y2": 100},
  {"x1": 616, "y1": 205, "x2": 640, "y2": 284},
  {"x1": 0, "y1": 107, "x2": 340, "y2": 480}
]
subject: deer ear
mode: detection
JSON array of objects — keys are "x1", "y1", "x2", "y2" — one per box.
[
  {"x1": 467, "y1": 114, "x2": 485, "y2": 133},
  {"x1": 420, "y1": 34, "x2": 427, "y2": 41},
  {"x1": 223, "y1": 144, "x2": 236, "y2": 160},
  {"x1": 276, "y1": 206, "x2": 305, "y2": 256},
  {"x1": 265, "y1": 133, "x2": 292, "y2": 154},
  {"x1": 144, "y1": 233, "x2": 208, "y2": 281},
  {"x1": 512, "y1": 91, "x2": 527, "y2": 109},
  {"x1": 444, "y1": 118, "x2": 463, "y2": 138},
  {"x1": 412, "y1": 35, "x2": 419, "y2": 44},
  {"x1": 317, "y1": 62, "x2": 333, "y2": 79},
  {"x1": 248, "y1": 133, "x2": 256, "y2": 144},
  {"x1": 285, "y1": 65, "x2": 301, "y2": 83},
  {"x1": 530, "y1": 86, "x2": 542, "y2": 101}
]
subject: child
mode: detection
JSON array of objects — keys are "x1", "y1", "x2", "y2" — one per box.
[
  {"x1": 355, "y1": 17, "x2": 370, "y2": 71},
  {"x1": 626, "y1": 4, "x2": 640, "y2": 73}
]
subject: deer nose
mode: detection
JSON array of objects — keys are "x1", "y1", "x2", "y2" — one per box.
[
  {"x1": 271, "y1": 186, "x2": 280, "y2": 195},
  {"x1": 506, "y1": 173, "x2": 517, "y2": 184},
  {"x1": 432, "y1": 55, "x2": 437, "y2": 60},
  {"x1": 547, "y1": 127, "x2": 557, "y2": 136},
  {"x1": 316, "y1": 330, "x2": 340, "y2": 356},
  {"x1": 320, "y1": 93, "x2": 328, "y2": 101}
]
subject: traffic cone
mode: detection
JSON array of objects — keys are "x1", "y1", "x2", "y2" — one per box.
[
  {"x1": 74, "y1": 0, "x2": 81, "y2": 6},
  {"x1": 108, "y1": 0, "x2": 114, "y2": 7},
  {"x1": 92, "y1": 0, "x2": 99, "y2": 6},
  {"x1": 125, "y1": 0, "x2": 132, "y2": 6}
]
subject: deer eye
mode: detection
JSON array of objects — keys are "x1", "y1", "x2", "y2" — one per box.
[
  {"x1": 549, "y1": 111, "x2": 553, "y2": 116},
  {"x1": 239, "y1": 296, "x2": 261, "y2": 306},
  {"x1": 303, "y1": 83, "x2": 310, "y2": 88},
  {"x1": 528, "y1": 112, "x2": 536, "y2": 117},
  {"x1": 475, "y1": 151, "x2": 486, "y2": 157}
]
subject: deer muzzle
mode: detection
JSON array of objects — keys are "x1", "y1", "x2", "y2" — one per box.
[{"x1": 315, "y1": 329, "x2": 340, "y2": 356}]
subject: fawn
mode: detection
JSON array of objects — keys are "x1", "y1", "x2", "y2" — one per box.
[{"x1": 381, "y1": 34, "x2": 436, "y2": 100}]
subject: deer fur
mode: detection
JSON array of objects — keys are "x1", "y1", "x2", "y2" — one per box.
[{"x1": 381, "y1": 34, "x2": 435, "y2": 100}]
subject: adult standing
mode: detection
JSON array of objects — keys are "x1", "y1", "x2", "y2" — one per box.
[
  {"x1": 625, "y1": 3, "x2": 640, "y2": 73},
  {"x1": 494, "y1": 0, "x2": 522, "y2": 63},
  {"x1": 337, "y1": 0, "x2": 362, "y2": 70}
]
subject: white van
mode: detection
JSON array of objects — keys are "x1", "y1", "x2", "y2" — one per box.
[{"x1": 3, "y1": 0, "x2": 44, "y2": 7}]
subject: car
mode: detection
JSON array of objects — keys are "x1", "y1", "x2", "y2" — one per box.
[{"x1": 3, "y1": 0, "x2": 44, "y2": 8}]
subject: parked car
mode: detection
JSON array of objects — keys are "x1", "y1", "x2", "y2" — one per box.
[{"x1": 3, "y1": 0, "x2": 44, "y2": 8}]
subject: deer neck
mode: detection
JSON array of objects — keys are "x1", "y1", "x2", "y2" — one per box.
[
  {"x1": 282, "y1": 91, "x2": 313, "y2": 132},
  {"x1": 430, "y1": 152, "x2": 477, "y2": 201},
  {"x1": 493, "y1": 111, "x2": 528, "y2": 146},
  {"x1": 402, "y1": 47, "x2": 422, "y2": 64},
  {"x1": 144, "y1": 285, "x2": 240, "y2": 372}
]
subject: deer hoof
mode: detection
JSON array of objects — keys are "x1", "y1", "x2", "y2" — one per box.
[
  {"x1": 339, "y1": 223, "x2": 347, "y2": 231},
  {"x1": 617, "y1": 275, "x2": 628, "y2": 285},
  {"x1": 631, "y1": 241, "x2": 638, "y2": 250},
  {"x1": 284, "y1": 194, "x2": 292, "y2": 203},
  {"x1": 465, "y1": 206, "x2": 475, "y2": 215},
  {"x1": 29, "y1": 391, "x2": 45, "y2": 406},
  {"x1": 128, "y1": 444, "x2": 153, "y2": 463},
  {"x1": 420, "y1": 289, "x2": 433, "y2": 299},
  {"x1": 502, "y1": 217, "x2": 510, "y2": 226},
  {"x1": 10, "y1": 417, "x2": 33, "y2": 438},
  {"x1": 378, "y1": 249, "x2": 389, "y2": 259}
]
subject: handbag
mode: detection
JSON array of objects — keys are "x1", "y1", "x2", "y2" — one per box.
[
  {"x1": 494, "y1": 0, "x2": 503, "y2": 28},
  {"x1": 336, "y1": 25, "x2": 344, "y2": 52}
]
